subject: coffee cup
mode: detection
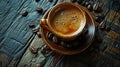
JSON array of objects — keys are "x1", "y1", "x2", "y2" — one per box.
[{"x1": 40, "y1": 2, "x2": 86, "y2": 40}]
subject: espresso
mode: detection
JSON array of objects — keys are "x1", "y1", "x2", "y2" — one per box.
[{"x1": 51, "y1": 7, "x2": 82, "y2": 35}]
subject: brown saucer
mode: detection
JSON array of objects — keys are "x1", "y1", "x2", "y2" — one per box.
[{"x1": 40, "y1": 6, "x2": 95, "y2": 55}]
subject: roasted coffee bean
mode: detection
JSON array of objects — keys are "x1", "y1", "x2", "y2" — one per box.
[
  {"x1": 87, "y1": 4, "x2": 93, "y2": 11},
  {"x1": 47, "y1": 32, "x2": 53, "y2": 40},
  {"x1": 29, "y1": 23, "x2": 35, "y2": 28},
  {"x1": 32, "y1": 29, "x2": 39, "y2": 34},
  {"x1": 29, "y1": 46, "x2": 38, "y2": 54},
  {"x1": 61, "y1": 41, "x2": 66, "y2": 47},
  {"x1": 36, "y1": 64, "x2": 42, "y2": 67},
  {"x1": 36, "y1": 7, "x2": 43, "y2": 14},
  {"x1": 99, "y1": 22, "x2": 106, "y2": 30},
  {"x1": 85, "y1": 2, "x2": 89, "y2": 7},
  {"x1": 95, "y1": 16, "x2": 102, "y2": 23},
  {"x1": 71, "y1": 0, "x2": 77, "y2": 3},
  {"x1": 22, "y1": 11, "x2": 28, "y2": 17},
  {"x1": 98, "y1": 13, "x2": 105, "y2": 19},
  {"x1": 37, "y1": 32, "x2": 41, "y2": 38},
  {"x1": 52, "y1": 36, "x2": 58, "y2": 43},
  {"x1": 93, "y1": 3, "x2": 103, "y2": 13}
]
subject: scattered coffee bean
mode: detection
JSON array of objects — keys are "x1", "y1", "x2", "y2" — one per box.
[
  {"x1": 71, "y1": 0, "x2": 77, "y2": 3},
  {"x1": 93, "y1": 3, "x2": 103, "y2": 13},
  {"x1": 52, "y1": 36, "x2": 58, "y2": 43},
  {"x1": 99, "y1": 22, "x2": 106, "y2": 30},
  {"x1": 47, "y1": 32, "x2": 53, "y2": 40},
  {"x1": 35, "y1": 0, "x2": 40, "y2": 2},
  {"x1": 61, "y1": 41, "x2": 66, "y2": 47},
  {"x1": 85, "y1": 2, "x2": 89, "y2": 7},
  {"x1": 32, "y1": 28, "x2": 39, "y2": 34},
  {"x1": 36, "y1": 7, "x2": 43, "y2": 14},
  {"x1": 37, "y1": 32, "x2": 41, "y2": 38},
  {"x1": 98, "y1": 13, "x2": 105, "y2": 19},
  {"x1": 95, "y1": 16, "x2": 102, "y2": 23},
  {"x1": 22, "y1": 11, "x2": 28, "y2": 17},
  {"x1": 36, "y1": 64, "x2": 42, "y2": 67},
  {"x1": 87, "y1": 4, "x2": 93, "y2": 11},
  {"x1": 29, "y1": 23, "x2": 35, "y2": 28},
  {"x1": 29, "y1": 46, "x2": 38, "y2": 54},
  {"x1": 41, "y1": 48, "x2": 46, "y2": 54},
  {"x1": 41, "y1": 46, "x2": 51, "y2": 54}
]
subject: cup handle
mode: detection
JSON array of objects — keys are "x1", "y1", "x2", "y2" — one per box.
[{"x1": 40, "y1": 19, "x2": 50, "y2": 31}]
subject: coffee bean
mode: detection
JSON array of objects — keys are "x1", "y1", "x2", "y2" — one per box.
[
  {"x1": 85, "y1": 2, "x2": 89, "y2": 7},
  {"x1": 93, "y1": 3, "x2": 103, "y2": 13},
  {"x1": 36, "y1": 64, "x2": 42, "y2": 67},
  {"x1": 37, "y1": 32, "x2": 41, "y2": 38},
  {"x1": 32, "y1": 28, "x2": 39, "y2": 34},
  {"x1": 29, "y1": 46, "x2": 38, "y2": 54},
  {"x1": 98, "y1": 13, "x2": 105, "y2": 19},
  {"x1": 36, "y1": 7, "x2": 43, "y2": 14},
  {"x1": 22, "y1": 11, "x2": 28, "y2": 17},
  {"x1": 47, "y1": 32, "x2": 53, "y2": 40},
  {"x1": 71, "y1": 0, "x2": 77, "y2": 3},
  {"x1": 52, "y1": 36, "x2": 58, "y2": 43},
  {"x1": 29, "y1": 23, "x2": 35, "y2": 28},
  {"x1": 99, "y1": 22, "x2": 106, "y2": 30},
  {"x1": 35, "y1": 0, "x2": 40, "y2": 2},
  {"x1": 95, "y1": 16, "x2": 102, "y2": 23},
  {"x1": 87, "y1": 4, "x2": 93, "y2": 11},
  {"x1": 61, "y1": 41, "x2": 66, "y2": 47}
]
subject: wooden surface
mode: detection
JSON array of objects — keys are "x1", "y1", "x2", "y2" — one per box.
[
  {"x1": 0, "y1": 0, "x2": 120, "y2": 67},
  {"x1": 0, "y1": 0, "x2": 59, "y2": 67}
]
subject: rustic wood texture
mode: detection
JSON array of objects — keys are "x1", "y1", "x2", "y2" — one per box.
[{"x1": 0, "y1": 0, "x2": 58, "y2": 67}]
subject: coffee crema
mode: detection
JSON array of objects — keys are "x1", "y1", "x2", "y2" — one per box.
[{"x1": 51, "y1": 7, "x2": 82, "y2": 35}]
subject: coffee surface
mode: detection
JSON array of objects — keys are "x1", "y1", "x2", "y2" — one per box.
[{"x1": 51, "y1": 7, "x2": 82, "y2": 35}]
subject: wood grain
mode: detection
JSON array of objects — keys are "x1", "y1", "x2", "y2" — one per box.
[{"x1": 0, "y1": 0, "x2": 57, "y2": 67}]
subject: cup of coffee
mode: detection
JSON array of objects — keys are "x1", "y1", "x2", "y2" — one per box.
[{"x1": 40, "y1": 2, "x2": 86, "y2": 40}]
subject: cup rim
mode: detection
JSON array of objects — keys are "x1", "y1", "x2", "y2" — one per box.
[{"x1": 47, "y1": 2, "x2": 86, "y2": 40}]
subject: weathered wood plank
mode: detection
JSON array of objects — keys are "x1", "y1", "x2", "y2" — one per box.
[{"x1": 0, "y1": 0, "x2": 57, "y2": 67}]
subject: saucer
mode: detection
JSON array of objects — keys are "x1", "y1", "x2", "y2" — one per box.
[{"x1": 40, "y1": 6, "x2": 95, "y2": 55}]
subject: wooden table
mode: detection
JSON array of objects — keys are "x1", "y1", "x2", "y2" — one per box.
[{"x1": 0, "y1": 0, "x2": 120, "y2": 67}]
